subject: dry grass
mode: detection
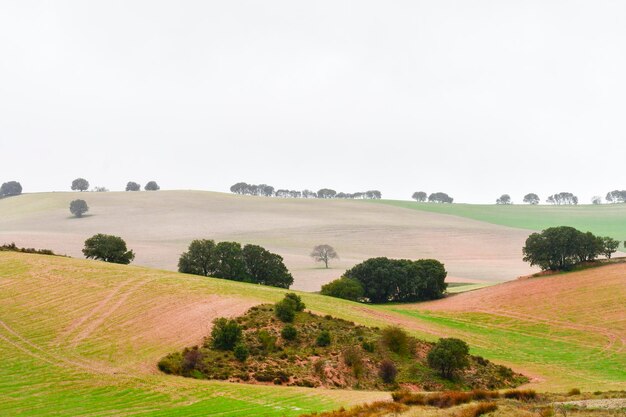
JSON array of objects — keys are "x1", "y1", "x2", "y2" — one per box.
[
  {"x1": 0, "y1": 190, "x2": 535, "y2": 290},
  {"x1": 298, "y1": 401, "x2": 408, "y2": 417}
]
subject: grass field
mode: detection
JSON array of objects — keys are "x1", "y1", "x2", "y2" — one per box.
[
  {"x1": 0, "y1": 252, "x2": 624, "y2": 416},
  {"x1": 373, "y1": 200, "x2": 626, "y2": 243},
  {"x1": 0, "y1": 191, "x2": 536, "y2": 290}
]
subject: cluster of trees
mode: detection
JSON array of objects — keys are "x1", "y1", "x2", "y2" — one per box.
[
  {"x1": 0, "y1": 181, "x2": 22, "y2": 197},
  {"x1": 496, "y1": 194, "x2": 512, "y2": 205},
  {"x1": 546, "y1": 192, "x2": 578, "y2": 205},
  {"x1": 523, "y1": 193, "x2": 540, "y2": 205},
  {"x1": 178, "y1": 239, "x2": 293, "y2": 288},
  {"x1": 230, "y1": 182, "x2": 382, "y2": 199},
  {"x1": 82, "y1": 234, "x2": 135, "y2": 264},
  {"x1": 322, "y1": 257, "x2": 447, "y2": 303},
  {"x1": 606, "y1": 190, "x2": 626, "y2": 203},
  {"x1": 522, "y1": 226, "x2": 620, "y2": 271},
  {"x1": 412, "y1": 192, "x2": 454, "y2": 203},
  {"x1": 71, "y1": 178, "x2": 160, "y2": 192}
]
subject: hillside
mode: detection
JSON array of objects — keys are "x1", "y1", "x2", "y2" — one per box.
[
  {"x1": 373, "y1": 200, "x2": 626, "y2": 243},
  {"x1": 0, "y1": 252, "x2": 623, "y2": 416},
  {"x1": 0, "y1": 191, "x2": 535, "y2": 290}
]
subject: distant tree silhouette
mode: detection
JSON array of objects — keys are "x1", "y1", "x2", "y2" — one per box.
[
  {"x1": 71, "y1": 178, "x2": 89, "y2": 192},
  {"x1": 428, "y1": 192, "x2": 453, "y2": 203},
  {"x1": 591, "y1": 196, "x2": 602, "y2": 205},
  {"x1": 144, "y1": 181, "x2": 160, "y2": 191},
  {"x1": 126, "y1": 181, "x2": 141, "y2": 191},
  {"x1": 317, "y1": 188, "x2": 337, "y2": 199},
  {"x1": 412, "y1": 191, "x2": 427, "y2": 202},
  {"x1": 0, "y1": 181, "x2": 22, "y2": 197},
  {"x1": 546, "y1": 192, "x2": 577, "y2": 205},
  {"x1": 605, "y1": 190, "x2": 626, "y2": 203},
  {"x1": 523, "y1": 193, "x2": 540, "y2": 205},
  {"x1": 496, "y1": 194, "x2": 512, "y2": 205},
  {"x1": 310, "y1": 244, "x2": 339, "y2": 268},
  {"x1": 69, "y1": 199, "x2": 89, "y2": 218}
]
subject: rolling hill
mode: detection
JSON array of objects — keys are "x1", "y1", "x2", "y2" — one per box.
[
  {"x1": 0, "y1": 251, "x2": 623, "y2": 416},
  {"x1": 0, "y1": 191, "x2": 537, "y2": 291}
]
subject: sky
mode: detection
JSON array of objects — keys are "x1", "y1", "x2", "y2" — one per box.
[{"x1": 1, "y1": 1, "x2": 625, "y2": 203}]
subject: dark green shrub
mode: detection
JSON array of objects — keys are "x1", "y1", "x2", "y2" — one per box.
[
  {"x1": 284, "y1": 293, "x2": 305, "y2": 311},
  {"x1": 379, "y1": 359, "x2": 397, "y2": 383},
  {"x1": 503, "y1": 389, "x2": 537, "y2": 401},
  {"x1": 381, "y1": 326, "x2": 410, "y2": 355},
  {"x1": 320, "y1": 277, "x2": 364, "y2": 301},
  {"x1": 233, "y1": 343, "x2": 249, "y2": 362},
  {"x1": 568, "y1": 388, "x2": 581, "y2": 396},
  {"x1": 275, "y1": 299, "x2": 296, "y2": 322},
  {"x1": 362, "y1": 340, "x2": 375, "y2": 352},
  {"x1": 210, "y1": 318, "x2": 242, "y2": 350},
  {"x1": 82, "y1": 234, "x2": 135, "y2": 264},
  {"x1": 281, "y1": 324, "x2": 298, "y2": 341},
  {"x1": 257, "y1": 330, "x2": 276, "y2": 352},
  {"x1": 427, "y1": 338, "x2": 470, "y2": 379},
  {"x1": 316, "y1": 330, "x2": 331, "y2": 347},
  {"x1": 157, "y1": 352, "x2": 182, "y2": 374}
]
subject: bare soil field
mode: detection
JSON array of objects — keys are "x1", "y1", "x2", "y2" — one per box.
[{"x1": 0, "y1": 191, "x2": 535, "y2": 290}]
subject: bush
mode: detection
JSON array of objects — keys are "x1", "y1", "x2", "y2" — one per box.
[
  {"x1": 458, "y1": 402, "x2": 498, "y2": 417},
  {"x1": 233, "y1": 343, "x2": 249, "y2": 362},
  {"x1": 503, "y1": 389, "x2": 537, "y2": 401},
  {"x1": 320, "y1": 277, "x2": 364, "y2": 301},
  {"x1": 316, "y1": 330, "x2": 331, "y2": 347},
  {"x1": 379, "y1": 359, "x2": 397, "y2": 383},
  {"x1": 0, "y1": 181, "x2": 22, "y2": 197},
  {"x1": 361, "y1": 340, "x2": 375, "y2": 352},
  {"x1": 284, "y1": 293, "x2": 305, "y2": 311},
  {"x1": 144, "y1": 181, "x2": 160, "y2": 191},
  {"x1": 275, "y1": 299, "x2": 297, "y2": 323},
  {"x1": 281, "y1": 325, "x2": 298, "y2": 341},
  {"x1": 427, "y1": 338, "x2": 470, "y2": 379},
  {"x1": 82, "y1": 234, "x2": 135, "y2": 264},
  {"x1": 257, "y1": 330, "x2": 277, "y2": 353},
  {"x1": 568, "y1": 388, "x2": 581, "y2": 396},
  {"x1": 157, "y1": 352, "x2": 182, "y2": 374},
  {"x1": 69, "y1": 199, "x2": 89, "y2": 217},
  {"x1": 210, "y1": 318, "x2": 242, "y2": 350},
  {"x1": 381, "y1": 326, "x2": 410, "y2": 355}
]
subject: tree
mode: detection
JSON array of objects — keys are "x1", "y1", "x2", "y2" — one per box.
[
  {"x1": 233, "y1": 343, "x2": 249, "y2": 362},
  {"x1": 144, "y1": 181, "x2": 160, "y2": 191},
  {"x1": 317, "y1": 188, "x2": 337, "y2": 199},
  {"x1": 546, "y1": 192, "x2": 578, "y2": 205},
  {"x1": 320, "y1": 277, "x2": 364, "y2": 301},
  {"x1": 178, "y1": 239, "x2": 216, "y2": 276},
  {"x1": 427, "y1": 338, "x2": 470, "y2": 379},
  {"x1": 210, "y1": 318, "x2": 242, "y2": 350},
  {"x1": 496, "y1": 194, "x2": 512, "y2": 205},
  {"x1": 378, "y1": 359, "x2": 397, "y2": 383},
  {"x1": 591, "y1": 196, "x2": 603, "y2": 205},
  {"x1": 310, "y1": 244, "x2": 338, "y2": 268},
  {"x1": 600, "y1": 237, "x2": 620, "y2": 259},
  {"x1": 428, "y1": 192, "x2": 453, "y2": 203},
  {"x1": 82, "y1": 234, "x2": 135, "y2": 264},
  {"x1": 69, "y1": 199, "x2": 89, "y2": 218},
  {"x1": 523, "y1": 193, "x2": 540, "y2": 205},
  {"x1": 302, "y1": 189, "x2": 317, "y2": 198},
  {"x1": 243, "y1": 244, "x2": 293, "y2": 288},
  {"x1": 213, "y1": 241, "x2": 249, "y2": 281},
  {"x1": 71, "y1": 178, "x2": 89, "y2": 192},
  {"x1": 365, "y1": 190, "x2": 382, "y2": 199},
  {"x1": 0, "y1": 181, "x2": 22, "y2": 197},
  {"x1": 274, "y1": 293, "x2": 305, "y2": 323},
  {"x1": 606, "y1": 190, "x2": 626, "y2": 203},
  {"x1": 281, "y1": 325, "x2": 298, "y2": 341},
  {"x1": 343, "y1": 257, "x2": 447, "y2": 303},
  {"x1": 126, "y1": 181, "x2": 141, "y2": 191},
  {"x1": 412, "y1": 191, "x2": 427, "y2": 202},
  {"x1": 522, "y1": 226, "x2": 603, "y2": 271},
  {"x1": 316, "y1": 330, "x2": 331, "y2": 347},
  {"x1": 230, "y1": 182, "x2": 249, "y2": 195}
]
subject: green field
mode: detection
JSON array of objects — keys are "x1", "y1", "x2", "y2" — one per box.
[
  {"x1": 0, "y1": 252, "x2": 624, "y2": 415},
  {"x1": 372, "y1": 200, "x2": 626, "y2": 242}
]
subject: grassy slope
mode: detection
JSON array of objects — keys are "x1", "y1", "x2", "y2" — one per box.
[
  {"x1": 372, "y1": 200, "x2": 626, "y2": 242},
  {"x1": 1, "y1": 252, "x2": 624, "y2": 416},
  {"x1": 0, "y1": 191, "x2": 535, "y2": 289}
]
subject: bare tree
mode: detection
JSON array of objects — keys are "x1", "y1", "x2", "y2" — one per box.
[{"x1": 310, "y1": 244, "x2": 338, "y2": 269}]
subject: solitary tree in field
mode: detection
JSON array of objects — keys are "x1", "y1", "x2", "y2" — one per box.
[
  {"x1": 427, "y1": 338, "x2": 470, "y2": 379},
  {"x1": 71, "y1": 178, "x2": 89, "y2": 192},
  {"x1": 310, "y1": 244, "x2": 338, "y2": 268},
  {"x1": 496, "y1": 194, "x2": 512, "y2": 205},
  {"x1": 591, "y1": 196, "x2": 602, "y2": 205},
  {"x1": 523, "y1": 193, "x2": 540, "y2": 205},
  {"x1": 0, "y1": 181, "x2": 22, "y2": 197},
  {"x1": 412, "y1": 191, "x2": 427, "y2": 202},
  {"x1": 83, "y1": 234, "x2": 135, "y2": 264},
  {"x1": 144, "y1": 181, "x2": 160, "y2": 191},
  {"x1": 126, "y1": 181, "x2": 141, "y2": 191},
  {"x1": 428, "y1": 192, "x2": 453, "y2": 203},
  {"x1": 69, "y1": 199, "x2": 89, "y2": 218}
]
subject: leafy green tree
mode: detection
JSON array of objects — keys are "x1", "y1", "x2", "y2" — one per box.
[
  {"x1": 310, "y1": 244, "x2": 338, "y2": 268},
  {"x1": 126, "y1": 181, "x2": 141, "y2": 191},
  {"x1": 523, "y1": 193, "x2": 540, "y2": 205},
  {"x1": 496, "y1": 194, "x2": 512, "y2": 204},
  {"x1": 233, "y1": 343, "x2": 249, "y2": 361},
  {"x1": 381, "y1": 326, "x2": 409, "y2": 355},
  {"x1": 317, "y1": 188, "x2": 337, "y2": 199},
  {"x1": 427, "y1": 338, "x2": 470, "y2": 379},
  {"x1": 343, "y1": 257, "x2": 447, "y2": 303},
  {"x1": 71, "y1": 178, "x2": 89, "y2": 192},
  {"x1": 144, "y1": 181, "x2": 160, "y2": 191},
  {"x1": 320, "y1": 277, "x2": 364, "y2": 301},
  {"x1": 242, "y1": 244, "x2": 293, "y2": 288},
  {"x1": 210, "y1": 318, "x2": 242, "y2": 350},
  {"x1": 411, "y1": 191, "x2": 427, "y2": 202},
  {"x1": 69, "y1": 199, "x2": 89, "y2": 218},
  {"x1": 178, "y1": 239, "x2": 216, "y2": 276},
  {"x1": 82, "y1": 234, "x2": 135, "y2": 264},
  {"x1": 283, "y1": 293, "x2": 305, "y2": 311},
  {"x1": 0, "y1": 181, "x2": 22, "y2": 197},
  {"x1": 600, "y1": 237, "x2": 620, "y2": 259},
  {"x1": 275, "y1": 298, "x2": 297, "y2": 322},
  {"x1": 213, "y1": 241, "x2": 249, "y2": 281}
]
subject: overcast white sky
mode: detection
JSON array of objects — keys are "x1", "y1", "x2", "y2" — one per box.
[{"x1": 1, "y1": 1, "x2": 625, "y2": 203}]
